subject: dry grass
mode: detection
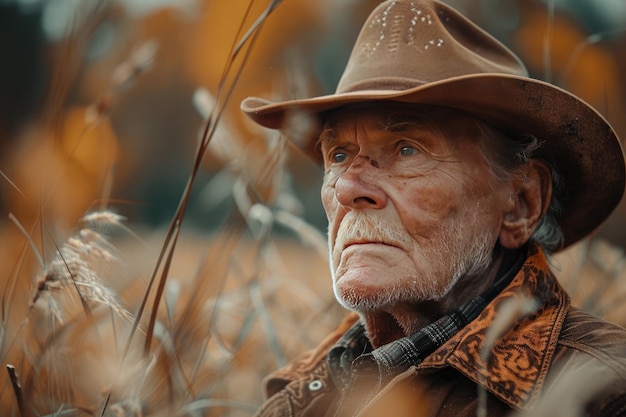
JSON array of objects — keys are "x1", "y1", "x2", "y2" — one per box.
[
  {"x1": 0, "y1": 1, "x2": 625, "y2": 416},
  {"x1": 553, "y1": 239, "x2": 626, "y2": 325},
  {"x1": 0, "y1": 2, "x2": 341, "y2": 415}
]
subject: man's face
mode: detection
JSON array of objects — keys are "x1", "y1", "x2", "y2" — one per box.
[{"x1": 320, "y1": 104, "x2": 513, "y2": 313}]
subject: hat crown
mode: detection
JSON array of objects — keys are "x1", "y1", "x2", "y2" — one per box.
[{"x1": 337, "y1": 0, "x2": 528, "y2": 93}]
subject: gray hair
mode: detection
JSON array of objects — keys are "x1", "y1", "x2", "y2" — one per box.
[{"x1": 477, "y1": 122, "x2": 565, "y2": 254}]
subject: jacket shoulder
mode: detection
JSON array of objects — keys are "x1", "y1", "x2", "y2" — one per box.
[
  {"x1": 558, "y1": 307, "x2": 626, "y2": 374},
  {"x1": 541, "y1": 307, "x2": 626, "y2": 416}
]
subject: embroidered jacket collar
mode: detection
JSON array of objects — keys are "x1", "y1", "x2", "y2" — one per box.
[{"x1": 419, "y1": 243, "x2": 570, "y2": 408}]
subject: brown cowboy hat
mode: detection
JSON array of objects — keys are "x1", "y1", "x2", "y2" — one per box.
[{"x1": 241, "y1": 0, "x2": 625, "y2": 250}]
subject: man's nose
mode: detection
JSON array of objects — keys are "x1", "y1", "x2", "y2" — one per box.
[{"x1": 334, "y1": 156, "x2": 388, "y2": 209}]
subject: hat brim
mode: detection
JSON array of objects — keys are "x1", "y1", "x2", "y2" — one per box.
[{"x1": 241, "y1": 73, "x2": 625, "y2": 250}]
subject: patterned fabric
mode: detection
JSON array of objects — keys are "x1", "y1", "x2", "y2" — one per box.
[{"x1": 420, "y1": 243, "x2": 569, "y2": 407}]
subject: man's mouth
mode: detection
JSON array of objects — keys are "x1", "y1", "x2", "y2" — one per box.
[{"x1": 343, "y1": 240, "x2": 401, "y2": 250}]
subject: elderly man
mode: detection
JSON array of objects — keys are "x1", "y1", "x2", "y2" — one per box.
[{"x1": 241, "y1": 0, "x2": 626, "y2": 416}]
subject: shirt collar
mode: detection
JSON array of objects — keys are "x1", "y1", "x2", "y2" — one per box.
[{"x1": 328, "y1": 319, "x2": 371, "y2": 388}]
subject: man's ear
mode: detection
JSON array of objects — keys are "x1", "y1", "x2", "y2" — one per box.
[{"x1": 499, "y1": 160, "x2": 553, "y2": 249}]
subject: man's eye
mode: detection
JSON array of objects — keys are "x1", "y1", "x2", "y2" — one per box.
[
  {"x1": 333, "y1": 152, "x2": 348, "y2": 163},
  {"x1": 399, "y1": 145, "x2": 419, "y2": 157}
]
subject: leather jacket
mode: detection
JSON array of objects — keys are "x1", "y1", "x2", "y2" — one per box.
[{"x1": 253, "y1": 244, "x2": 626, "y2": 417}]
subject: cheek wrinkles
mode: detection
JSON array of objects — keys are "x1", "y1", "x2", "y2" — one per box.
[{"x1": 321, "y1": 182, "x2": 351, "y2": 257}]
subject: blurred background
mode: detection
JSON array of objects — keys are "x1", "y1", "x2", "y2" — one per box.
[
  {"x1": 1, "y1": 0, "x2": 625, "y2": 239},
  {"x1": 0, "y1": 0, "x2": 625, "y2": 415}
]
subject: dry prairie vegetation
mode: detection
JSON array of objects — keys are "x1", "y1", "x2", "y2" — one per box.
[{"x1": 0, "y1": 1, "x2": 625, "y2": 416}]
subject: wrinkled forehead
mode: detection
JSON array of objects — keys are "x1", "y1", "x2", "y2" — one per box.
[{"x1": 320, "y1": 103, "x2": 482, "y2": 144}]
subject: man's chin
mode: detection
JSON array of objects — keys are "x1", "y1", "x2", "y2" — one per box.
[
  {"x1": 333, "y1": 280, "x2": 393, "y2": 312},
  {"x1": 334, "y1": 294, "x2": 379, "y2": 312},
  {"x1": 331, "y1": 266, "x2": 455, "y2": 312}
]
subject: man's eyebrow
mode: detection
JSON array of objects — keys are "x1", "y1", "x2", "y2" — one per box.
[
  {"x1": 316, "y1": 112, "x2": 434, "y2": 149},
  {"x1": 318, "y1": 125, "x2": 338, "y2": 147}
]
